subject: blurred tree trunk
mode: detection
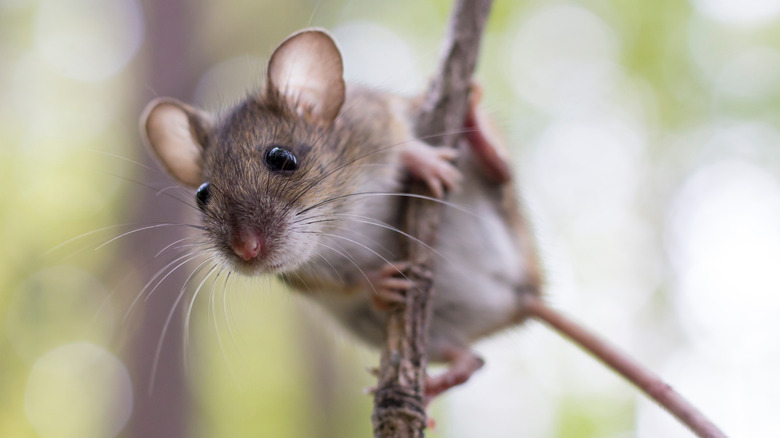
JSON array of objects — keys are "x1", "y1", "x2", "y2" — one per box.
[{"x1": 124, "y1": 1, "x2": 202, "y2": 437}]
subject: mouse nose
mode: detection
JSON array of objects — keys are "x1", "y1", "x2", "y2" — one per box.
[{"x1": 231, "y1": 230, "x2": 263, "y2": 261}]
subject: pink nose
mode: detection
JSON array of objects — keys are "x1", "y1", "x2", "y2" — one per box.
[{"x1": 231, "y1": 230, "x2": 262, "y2": 261}]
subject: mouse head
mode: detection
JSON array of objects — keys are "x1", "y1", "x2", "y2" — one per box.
[{"x1": 140, "y1": 28, "x2": 358, "y2": 275}]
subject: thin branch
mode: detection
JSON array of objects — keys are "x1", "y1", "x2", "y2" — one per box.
[{"x1": 371, "y1": 0, "x2": 494, "y2": 436}]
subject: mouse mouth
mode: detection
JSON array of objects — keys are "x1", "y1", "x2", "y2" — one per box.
[
  {"x1": 224, "y1": 254, "x2": 279, "y2": 276},
  {"x1": 222, "y1": 245, "x2": 308, "y2": 277},
  {"x1": 222, "y1": 238, "x2": 292, "y2": 276}
]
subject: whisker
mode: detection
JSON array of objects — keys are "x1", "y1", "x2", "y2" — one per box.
[
  {"x1": 210, "y1": 268, "x2": 237, "y2": 383},
  {"x1": 330, "y1": 213, "x2": 453, "y2": 265},
  {"x1": 80, "y1": 148, "x2": 159, "y2": 173},
  {"x1": 295, "y1": 191, "x2": 478, "y2": 218},
  {"x1": 155, "y1": 236, "x2": 203, "y2": 258},
  {"x1": 311, "y1": 240, "x2": 377, "y2": 295},
  {"x1": 221, "y1": 269, "x2": 243, "y2": 363},
  {"x1": 316, "y1": 232, "x2": 418, "y2": 293},
  {"x1": 149, "y1": 260, "x2": 217, "y2": 394},
  {"x1": 98, "y1": 170, "x2": 200, "y2": 211},
  {"x1": 184, "y1": 267, "x2": 224, "y2": 372},
  {"x1": 292, "y1": 216, "x2": 394, "y2": 260},
  {"x1": 290, "y1": 269, "x2": 313, "y2": 293},
  {"x1": 44, "y1": 223, "x2": 148, "y2": 256},
  {"x1": 282, "y1": 127, "x2": 477, "y2": 216},
  {"x1": 123, "y1": 252, "x2": 201, "y2": 322},
  {"x1": 293, "y1": 213, "x2": 453, "y2": 268},
  {"x1": 155, "y1": 185, "x2": 190, "y2": 196},
  {"x1": 95, "y1": 223, "x2": 203, "y2": 250},
  {"x1": 310, "y1": 248, "x2": 345, "y2": 284}
]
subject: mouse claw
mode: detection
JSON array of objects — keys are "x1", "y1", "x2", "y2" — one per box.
[
  {"x1": 365, "y1": 261, "x2": 414, "y2": 311},
  {"x1": 401, "y1": 141, "x2": 462, "y2": 198}
]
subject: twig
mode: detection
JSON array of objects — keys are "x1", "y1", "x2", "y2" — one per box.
[{"x1": 371, "y1": 0, "x2": 494, "y2": 436}]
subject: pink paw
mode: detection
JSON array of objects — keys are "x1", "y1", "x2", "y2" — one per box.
[
  {"x1": 366, "y1": 261, "x2": 414, "y2": 310},
  {"x1": 424, "y1": 349, "x2": 484, "y2": 404},
  {"x1": 401, "y1": 141, "x2": 462, "y2": 198}
]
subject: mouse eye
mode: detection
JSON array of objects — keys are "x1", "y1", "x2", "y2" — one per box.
[
  {"x1": 195, "y1": 182, "x2": 211, "y2": 209},
  {"x1": 265, "y1": 146, "x2": 299, "y2": 172}
]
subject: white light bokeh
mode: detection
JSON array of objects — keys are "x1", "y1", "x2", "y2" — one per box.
[
  {"x1": 34, "y1": 0, "x2": 144, "y2": 82},
  {"x1": 24, "y1": 342, "x2": 133, "y2": 438},
  {"x1": 0, "y1": 0, "x2": 31, "y2": 9},
  {"x1": 691, "y1": 0, "x2": 780, "y2": 27},
  {"x1": 526, "y1": 116, "x2": 644, "y2": 217},
  {"x1": 331, "y1": 21, "x2": 422, "y2": 94},
  {"x1": 668, "y1": 160, "x2": 780, "y2": 338},
  {"x1": 444, "y1": 331, "x2": 557, "y2": 438},
  {"x1": 688, "y1": 14, "x2": 780, "y2": 101},
  {"x1": 638, "y1": 340, "x2": 780, "y2": 437},
  {"x1": 657, "y1": 156, "x2": 780, "y2": 437},
  {"x1": 11, "y1": 54, "x2": 120, "y2": 145},
  {"x1": 715, "y1": 47, "x2": 780, "y2": 100},
  {"x1": 507, "y1": 3, "x2": 620, "y2": 115}
]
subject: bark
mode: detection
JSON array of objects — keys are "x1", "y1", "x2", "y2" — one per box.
[{"x1": 371, "y1": 1, "x2": 493, "y2": 436}]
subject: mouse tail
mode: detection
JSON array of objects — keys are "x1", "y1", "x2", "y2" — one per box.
[{"x1": 522, "y1": 295, "x2": 728, "y2": 438}]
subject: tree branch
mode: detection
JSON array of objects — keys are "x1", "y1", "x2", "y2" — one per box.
[{"x1": 371, "y1": 1, "x2": 493, "y2": 436}]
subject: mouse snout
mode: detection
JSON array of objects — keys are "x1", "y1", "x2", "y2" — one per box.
[{"x1": 230, "y1": 229, "x2": 263, "y2": 261}]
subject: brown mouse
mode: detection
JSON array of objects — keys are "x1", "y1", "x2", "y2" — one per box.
[{"x1": 140, "y1": 28, "x2": 726, "y2": 437}]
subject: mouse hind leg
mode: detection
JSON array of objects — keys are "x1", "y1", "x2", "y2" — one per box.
[
  {"x1": 426, "y1": 343, "x2": 485, "y2": 404},
  {"x1": 464, "y1": 82, "x2": 513, "y2": 184},
  {"x1": 362, "y1": 273, "x2": 485, "y2": 403}
]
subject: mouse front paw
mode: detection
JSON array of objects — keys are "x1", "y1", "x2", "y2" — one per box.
[
  {"x1": 400, "y1": 141, "x2": 462, "y2": 198},
  {"x1": 364, "y1": 261, "x2": 414, "y2": 311}
]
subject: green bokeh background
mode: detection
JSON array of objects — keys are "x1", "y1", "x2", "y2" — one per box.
[{"x1": 2, "y1": 0, "x2": 779, "y2": 437}]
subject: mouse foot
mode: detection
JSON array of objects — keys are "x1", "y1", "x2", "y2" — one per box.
[
  {"x1": 425, "y1": 347, "x2": 484, "y2": 404},
  {"x1": 464, "y1": 82, "x2": 513, "y2": 184},
  {"x1": 364, "y1": 261, "x2": 413, "y2": 311},
  {"x1": 401, "y1": 141, "x2": 462, "y2": 198}
]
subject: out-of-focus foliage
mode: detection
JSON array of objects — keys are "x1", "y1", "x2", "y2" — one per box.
[{"x1": 1, "y1": 0, "x2": 780, "y2": 437}]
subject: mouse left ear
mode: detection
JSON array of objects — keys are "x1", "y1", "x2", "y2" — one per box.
[
  {"x1": 266, "y1": 28, "x2": 345, "y2": 124},
  {"x1": 140, "y1": 98, "x2": 213, "y2": 188}
]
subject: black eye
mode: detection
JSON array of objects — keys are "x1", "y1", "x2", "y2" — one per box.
[
  {"x1": 265, "y1": 146, "x2": 299, "y2": 172},
  {"x1": 195, "y1": 182, "x2": 211, "y2": 209}
]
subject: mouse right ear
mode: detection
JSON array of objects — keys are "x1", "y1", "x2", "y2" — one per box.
[
  {"x1": 266, "y1": 28, "x2": 345, "y2": 124},
  {"x1": 140, "y1": 98, "x2": 213, "y2": 188}
]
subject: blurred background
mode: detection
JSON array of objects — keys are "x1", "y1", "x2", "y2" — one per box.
[{"x1": 1, "y1": 0, "x2": 779, "y2": 437}]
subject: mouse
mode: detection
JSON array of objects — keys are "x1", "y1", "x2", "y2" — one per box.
[
  {"x1": 141, "y1": 27, "x2": 538, "y2": 399},
  {"x1": 139, "y1": 28, "x2": 725, "y2": 437}
]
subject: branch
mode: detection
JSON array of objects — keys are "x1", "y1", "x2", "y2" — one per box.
[{"x1": 371, "y1": 1, "x2": 493, "y2": 436}]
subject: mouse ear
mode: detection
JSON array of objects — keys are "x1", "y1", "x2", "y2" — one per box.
[
  {"x1": 140, "y1": 98, "x2": 213, "y2": 188},
  {"x1": 266, "y1": 28, "x2": 345, "y2": 124}
]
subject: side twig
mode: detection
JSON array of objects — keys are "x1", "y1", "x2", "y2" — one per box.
[{"x1": 371, "y1": 0, "x2": 494, "y2": 436}]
